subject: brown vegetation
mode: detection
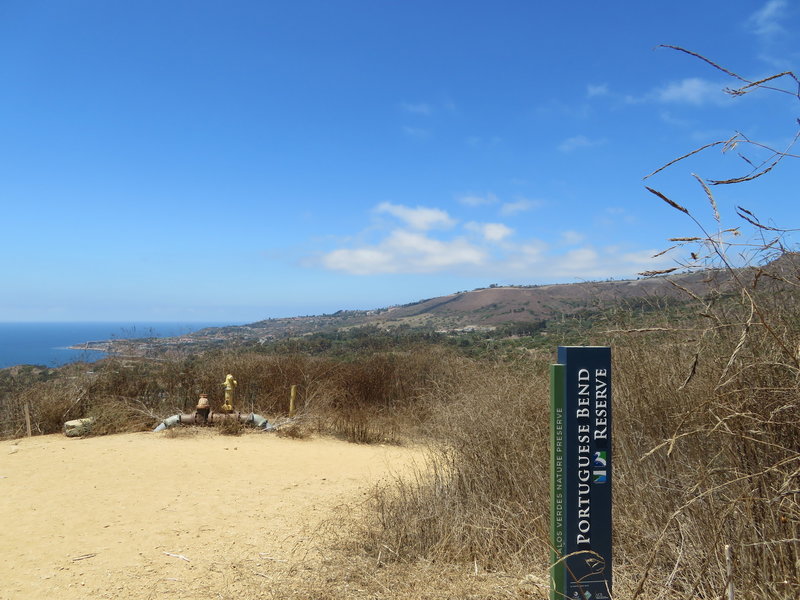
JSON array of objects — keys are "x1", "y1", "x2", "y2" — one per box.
[{"x1": 0, "y1": 346, "x2": 455, "y2": 444}]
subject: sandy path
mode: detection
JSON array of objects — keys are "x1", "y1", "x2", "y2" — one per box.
[{"x1": 0, "y1": 431, "x2": 419, "y2": 600}]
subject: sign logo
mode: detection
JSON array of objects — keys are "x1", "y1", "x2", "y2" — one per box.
[{"x1": 593, "y1": 450, "x2": 607, "y2": 483}]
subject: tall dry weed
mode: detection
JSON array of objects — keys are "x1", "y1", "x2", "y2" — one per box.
[
  {"x1": 358, "y1": 354, "x2": 554, "y2": 571},
  {"x1": 608, "y1": 48, "x2": 800, "y2": 599}
]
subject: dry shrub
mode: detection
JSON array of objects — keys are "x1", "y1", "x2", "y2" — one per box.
[
  {"x1": 187, "y1": 352, "x2": 315, "y2": 414},
  {"x1": 89, "y1": 396, "x2": 157, "y2": 435},
  {"x1": 275, "y1": 422, "x2": 309, "y2": 439},
  {"x1": 358, "y1": 354, "x2": 552, "y2": 571},
  {"x1": 2, "y1": 346, "x2": 455, "y2": 441},
  {"x1": 7, "y1": 374, "x2": 93, "y2": 437},
  {"x1": 218, "y1": 416, "x2": 245, "y2": 436},
  {"x1": 305, "y1": 347, "x2": 460, "y2": 443}
]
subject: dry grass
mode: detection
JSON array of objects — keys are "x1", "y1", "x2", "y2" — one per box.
[
  {"x1": 241, "y1": 555, "x2": 535, "y2": 599},
  {"x1": 160, "y1": 552, "x2": 534, "y2": 600},
  {"x1": 354, "y1": 355, "x2": 552, "y2": 572}
]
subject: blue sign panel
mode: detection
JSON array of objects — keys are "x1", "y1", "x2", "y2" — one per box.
[{"x1": 552, "y1": 346, "x2": 612, "y2": 600}]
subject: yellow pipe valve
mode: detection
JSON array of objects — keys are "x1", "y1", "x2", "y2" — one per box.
[{"x1": 221, "y1": 374, "x2": 237, "y2": 413}]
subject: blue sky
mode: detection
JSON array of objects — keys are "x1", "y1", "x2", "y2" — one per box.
[{"x1": 1, "y1": 1, "x2": 798, "y2": 323}]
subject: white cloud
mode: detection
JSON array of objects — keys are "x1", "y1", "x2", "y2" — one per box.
[
  {"x1": 561, "y1": 230, "x2": 585, "y2": 245},
  {"x1": 402, "y1": 126, "x2": 431, "y2": 139},
  {"x1": 400, "y1": 102, "x2": 433, "y2": 116},
  {"x1": 322, "y1": 247, "x2": 394, "y2": 275},
  {"x1": 482, "y1": 223, "x2": 513, "y2": 242},
  {"x1": 624, "y1": 78, "x2": 730, "y2": 107},
  {"x1": 558, "y1": 135, "x2": 605, "y2": 153},
  {"x1": 656, "y1": 78, "x2": 725, "y2": 105},
  {"x1": 500, "y1": 198, "x2": 540, "y2": 216},
  {"x1": 547, "y1": 246, "x2": 673, "y2": 279},
  {"x1": 520, "y1": 241, "x2": 547, "y2": 260},
  {"x1": 587, "y1": 83, "x2": 609, "y2": 97},
  {"x1": 748, "y1": 0, "x2": 787, "y2": 37},
  {"x1": 375, "y1": 202, "x2": 456, "y2": 231},
  {"x1": 466, "y1": 222, "x2": 514, "y2": 242},
  {"x1": 458, "y1": 193, "x2": 498, "y2": 207},
  {"x1": 534, "y1": 99, "x2": 592, "y2": 119},
  {"x1": 620, "y1": 248, "x2": 670, "y2": 266},
  {"x1": 659, "y1": 110, "x2": 692, "y2": 127},
  {"x1": 321, "y1": 229, "x2": 486, "y2": 275},
  {"x1": 562, "y1": 247, "x2": 599, "y2": 267},
  {"x1": 465, "y1": 136, "x2": 502, "y2": 149},
  {"x1": 596, "y1": 206, "x2": 638, "y2": 227},
  {"x1": 316, "y1": 204, "x2": 673, "y2": 279},
  {"x1": 500, "y1": 242, "x2": 673, "y2": 280},
  {"x1": 319, "y1": 231, "x2": 672, "y2": 280}
]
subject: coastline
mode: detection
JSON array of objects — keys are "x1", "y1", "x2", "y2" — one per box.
[
  {"x1": 0, "y1": 322, "x2": 227, "y2": 370},
  {"x1": 67, "y1": 341, "x2": 113, "y2": 352}
]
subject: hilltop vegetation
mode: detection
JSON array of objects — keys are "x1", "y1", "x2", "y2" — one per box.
[{"x1": 80, "y1": 266, "x2": 739, "y2": 358}]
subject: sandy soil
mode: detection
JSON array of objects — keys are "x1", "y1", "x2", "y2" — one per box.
[{"x1": 0, "y1": 430, "x2": 420, "y2": 600}]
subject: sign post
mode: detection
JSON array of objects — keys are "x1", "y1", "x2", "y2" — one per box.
[{"x1": 550, "y1": 346, "x2": 612, "y2": 600}]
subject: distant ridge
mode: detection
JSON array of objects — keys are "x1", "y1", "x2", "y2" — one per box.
[
  {"x1": 96, "y1": 253, "x2": 799, "y2": 355},
  {"x1": 179, "y1": 265, "x2": 746, "y2": 347}
]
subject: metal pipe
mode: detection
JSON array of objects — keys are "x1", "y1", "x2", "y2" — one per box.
[
  {"x1": 152, "y1": 412, "x2": 272, "y2": 432},
  {"x1": 153, "y1": 414, "x2": 181, "y2": 432},
  {"x1": 178, "y1": 413, "x2": 196, "y2": 425}
]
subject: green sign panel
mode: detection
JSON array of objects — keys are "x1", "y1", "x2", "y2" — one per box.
[{"x1": 550, "y1": 346, "x2": 612, "y2": 600}]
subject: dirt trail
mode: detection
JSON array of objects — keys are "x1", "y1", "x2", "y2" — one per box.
[{"x1": 0, "y1": 430, "x2": 419, "y2": 599}]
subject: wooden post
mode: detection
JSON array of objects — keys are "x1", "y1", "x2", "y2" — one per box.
[
  {"x1": 23, "y1": 402, "x2": 32, "y2": 437},
  {"x1": 725, "y1": 544, "x2": 735, "y2": 600},
  {"x1": 289, "y1": 385, "x2": 297, "y2": 417}
]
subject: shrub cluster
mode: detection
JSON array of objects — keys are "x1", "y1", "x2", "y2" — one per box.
[{"x1": 0, "y1": 345, "x2": 459, "y2": 443}]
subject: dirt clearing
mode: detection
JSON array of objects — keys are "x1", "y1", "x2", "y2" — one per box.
[{"x1": 0, "y1": 430, "x2": 420, "y2": 599}]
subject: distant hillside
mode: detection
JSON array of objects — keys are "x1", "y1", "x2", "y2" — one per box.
[
  {"x1": 157, "y1": 266, "x2": 742, "y2": 350},
  {"x1": 92, "y1": 254, "x2": 797, "y2": 357}
]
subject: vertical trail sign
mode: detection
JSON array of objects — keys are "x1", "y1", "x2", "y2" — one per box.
[{"x1": 550, "y1": 346, "x2": 612, "y2": 600}]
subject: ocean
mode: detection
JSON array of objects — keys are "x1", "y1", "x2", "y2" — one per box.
[{"x1": 0, "y1": 322, "x2": 232, "y2": 370}]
